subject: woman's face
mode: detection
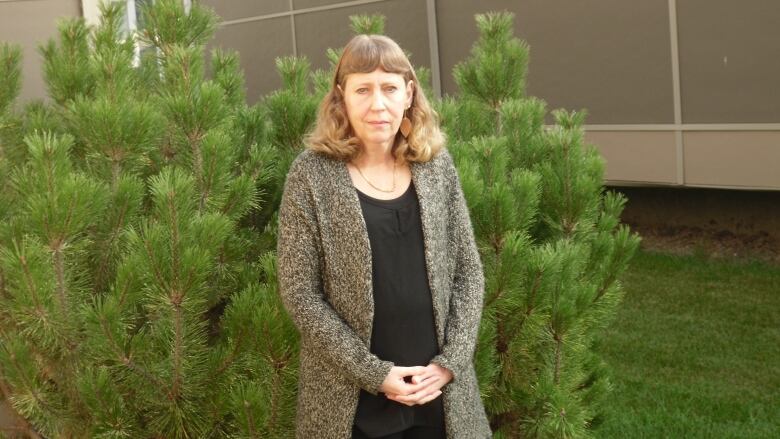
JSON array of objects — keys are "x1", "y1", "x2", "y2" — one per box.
[{"x1": 341, "y1": 68, "x2": 413, "y2": 151}]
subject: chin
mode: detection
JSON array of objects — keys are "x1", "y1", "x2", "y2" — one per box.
[{"x1": 364, "y1": 135, "x2": 394, "y2": 146}]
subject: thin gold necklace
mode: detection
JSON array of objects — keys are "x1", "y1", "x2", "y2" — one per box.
[{"x1": 354, "y1": 159, "x2": 396, "y2": 193}]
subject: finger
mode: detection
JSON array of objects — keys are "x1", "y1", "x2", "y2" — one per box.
[
  {"x1": 400, "y1": 376, "x2": 441, "y2": 396},
  {"x1": 388, "y1": 376, "x2": 437, "y2": 396},
  {"x1": 410, "y1": 371, "x2": 437, "y2": 384},
  {"x1": 416, "y1": 390, "x2": 442, "y2": 405},
  {"x1": 394, "y1": 387, "x2": 440, "y2": 405},
  {"x1": 392, "y1": 379, "x2": 442, "y2": 403},
  {"x1": 386, "y1": 376, "x2": 435, "y2": 397}
]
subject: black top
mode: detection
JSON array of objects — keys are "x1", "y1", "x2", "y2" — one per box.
[{"x1": 352, "y1": 182, "x2": 444, "y2": 437}]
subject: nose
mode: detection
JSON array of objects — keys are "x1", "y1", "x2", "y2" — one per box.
[{"x1": 369, "y1": 89, "x2": 387, "y2": 111}]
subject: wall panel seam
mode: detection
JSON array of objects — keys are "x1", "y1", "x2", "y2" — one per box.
[
  {"x1": 668, "y1": 0, "x2": 684, "y2": 185},
  {"x1": 218, "y1": 0, "x2": 391, "y2": 27},
  {"x1": 289, "y1": 0, "x2": 298, "y2": 57},
  {"x1": 425, "y1": 0, "x2": 441, "y2": 99}
]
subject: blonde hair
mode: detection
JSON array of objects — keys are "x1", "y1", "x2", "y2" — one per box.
[{"x1": 306, "y1": 34, "x2": 444, "y2": 163}]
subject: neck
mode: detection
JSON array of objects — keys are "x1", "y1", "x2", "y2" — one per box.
[{"x1": 353, "y1": 141, "x2": 395, "y2": 168}]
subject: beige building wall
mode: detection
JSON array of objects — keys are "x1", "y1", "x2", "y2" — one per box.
[
  {"x1": 201, "y1": 0, "x2": 432, "y2": 104},
  {"x1": 2, "y1": 0, "x2": 778, "y2": 190},
  {"x1": 0, "y1": 0, "x2": 82, "y2": 103}
]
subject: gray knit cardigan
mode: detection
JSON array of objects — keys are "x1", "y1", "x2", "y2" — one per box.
[{"x1": 276, "y1": 147, "x2": 491, "y2": 438}]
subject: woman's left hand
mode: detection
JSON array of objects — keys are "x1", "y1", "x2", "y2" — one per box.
[{"x1": 385, "y1": 363, "x2": 453, "y2": 406}]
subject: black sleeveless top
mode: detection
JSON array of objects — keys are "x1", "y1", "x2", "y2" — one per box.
[{"x1": 352, "y1": 182, "x2": 444, "y2": 437}]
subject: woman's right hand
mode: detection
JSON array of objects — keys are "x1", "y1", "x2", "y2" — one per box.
[{"x1": 379, "y1": 366, "x2": 442, "y2": 406}]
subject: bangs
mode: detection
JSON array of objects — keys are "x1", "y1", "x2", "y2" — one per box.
[{"x1": 336, "y1": 35, "x2": 411, "y2": 83}]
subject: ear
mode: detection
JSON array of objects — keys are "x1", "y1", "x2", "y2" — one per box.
[{"x1": 405, "y1": 80, "x2": 414, "y2": 108}]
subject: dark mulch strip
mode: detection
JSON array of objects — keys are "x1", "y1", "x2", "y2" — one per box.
[{"x1": 625, "y1": 222, "x2": 780, "y2": 265}]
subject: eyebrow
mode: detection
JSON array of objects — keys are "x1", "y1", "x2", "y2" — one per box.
[{"x1": 351, "y1": 81, "x2": 401, "y2": 87}]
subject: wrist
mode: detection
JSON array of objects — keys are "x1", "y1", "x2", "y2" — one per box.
[{"x1": 431, "y1": 362, "x2": 453, "y2": 383}]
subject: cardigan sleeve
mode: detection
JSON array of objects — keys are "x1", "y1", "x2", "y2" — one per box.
[
  {"x1": 276, "y1": 158, "x2": 394, "y2": 395},
  {"x1": 430, "y1": 150, "x2": 485, "y2": 381}
]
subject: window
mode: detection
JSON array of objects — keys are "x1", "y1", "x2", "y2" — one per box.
[{"x1": 81, "y1": 0, "x2": 191, "y2": 66}]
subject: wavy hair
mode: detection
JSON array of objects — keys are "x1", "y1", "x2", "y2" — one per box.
[{"x1": 306, "y1": 34, "x2": 444, "y2": 163}]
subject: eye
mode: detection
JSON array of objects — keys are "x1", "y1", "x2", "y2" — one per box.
[
  {"x1": 356, "y1": 87, "x2": 369, "y2": 94},
  {"x1": 384, "y1": 85, "x2": 398, "y2": 92}
]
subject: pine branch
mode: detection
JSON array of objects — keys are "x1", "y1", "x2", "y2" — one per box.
[
  {"x1": 553, "y1": 332, "x2": 563, "y2": 386},
  {"x1": 170, "y1": 299, "x2": 184, "y2": 401},
  {"x1": 111, "y1": 156, "x2": 122, "y2": 188},
  {"x1": 242, "y1": 398, "x2": 259, "y2": 439},
  {"x1": 165, "y1": 189, "x2": 185, "y2": 402},
  {"x1": 116, "y1": 277, "x2": 132, "y2": 308},
  {"x1": 592, "y1": 234, "x2": 634, "y2": 304},
  {"x1": 349, "y1": 14, "x2": 385, "y2": 35},
  {"x1": 500, "y1": 270, "x2": 544, "y2": 353},
  {"x1": 593, "y1": 262, "x2": 620, "y2": 305},
  {"x1": 0, "y1": 332, "x2": 58, "y2": 420},
  {"x1": 140, "y1": 233, "x2": 170, "y2": 293},
  {"x1": 0, "y1": 377, "x2": 44, "y2": 439},
  {"x1": 0, "y1": 267, "x2": 7, "y2": 300},
  {"x1": 496, "y1": 318, "x2": 508, "y2": 356},
  {"x1": 51, "y1": 245, "x2": 67, "y2": 316},
  {"x1": 268, "y1": 366, "x2": 283, "y2": 435},
  {"x1": 198, "y1": 134, "x2": 224, "y2": 212},
  {"x1": 95, "y1": 311, "x2": 167, "y2": 394},
  {"x1": 210, "y1": 326, "x2": 248, "y2": 379},
  {"x1": 0, "y1": 44, "x2": 23, "y2": 116},
  {"x1": 188, "y1": 130, "x2": 206, "y2": 211},
  {"x1": 0, "y1": 321, "x2": 62, "y2": 398},
  {"x1": 262, "y1": 317, "x2": 294, "y2": 436},
  {"x1": 41, "y1": 245, "x2": 89, "y2": 430},
  {"x1": 16, "y1": 247, "x2": 45, "y2": 316},
  {"x1": 93, "y1": 200, "x2": 129, "y2": 292},
  {"x1": 489, "y1": 410, "x2": 521, "y2": 436},
  {"x1": 89, "y1": 382, "x2": 123, "y2": 436},
  {"x1": 561, "y1": 134, "x2": 574, "y2": 236},
  {"x1": 526, "y1": 271, "x2": 543, "y2": 316},
  {"x1": 166, "y1": 191, "x2": 181, "y2": 289}
]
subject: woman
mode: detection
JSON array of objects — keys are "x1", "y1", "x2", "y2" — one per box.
[{"x1": 277, "y1": 34, "x2": 491, "y2": 438}]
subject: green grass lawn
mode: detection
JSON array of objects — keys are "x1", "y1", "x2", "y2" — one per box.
[{"x1": 595, "y1": 250, "x2": 780, "y2": 438}]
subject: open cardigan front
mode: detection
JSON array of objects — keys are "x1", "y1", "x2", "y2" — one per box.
[{"x1": 276, "y1": 148, "x2": 491, "y2": 438}]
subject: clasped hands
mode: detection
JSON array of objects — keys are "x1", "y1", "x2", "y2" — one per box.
[{"x1": 379, "y1": 363, "x2": 453, "y2": 406}]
